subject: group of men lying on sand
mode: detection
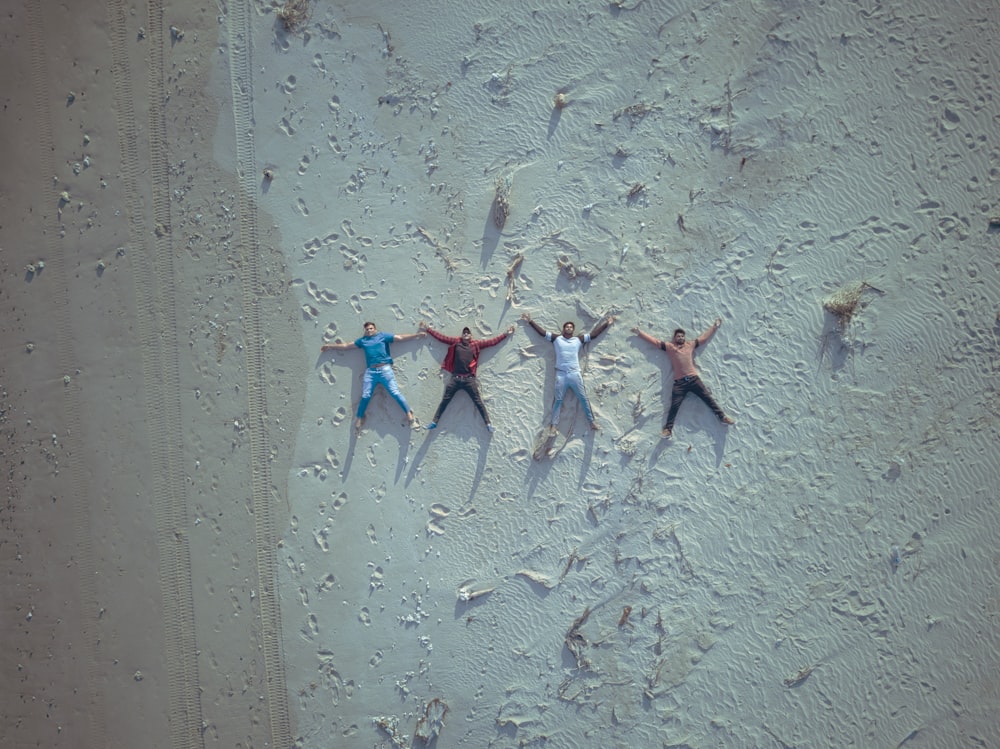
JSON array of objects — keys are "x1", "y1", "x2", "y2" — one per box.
[{"x1": 320, "y1": 314, "x2": 734, "y2": 440}]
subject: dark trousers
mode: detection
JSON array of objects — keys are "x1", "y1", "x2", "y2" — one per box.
[
  {"x1": 434, "y1": 375, "x2": 490, "y2": 424},
  {"x1": 665, "y1": 375, "x2": 725, "y2": 430}
]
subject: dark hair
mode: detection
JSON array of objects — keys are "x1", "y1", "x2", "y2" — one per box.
[
  {"x1": 562, "y1": 321, "x2": 575, "y2": 329},
  {"x1": 673, "y1": 328, "x2": 685, "y2": 337},
  {"x1": 363, "y1": 321, "x2": 376, "y2": 329},
  {"x1": 461, "y1": 327, "x2": 472, "y2": 334}
]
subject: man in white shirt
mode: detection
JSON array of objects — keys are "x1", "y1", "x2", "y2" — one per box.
[{"x1": 521, "y1": 313, "x2": 616, "y2": 433}]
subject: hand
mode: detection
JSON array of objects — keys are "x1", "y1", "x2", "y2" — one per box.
[
  {"x1": 714, "y1": 318, "x2": 722, "y2": 328},
  {"x1": 418, "y1": 320, "x2": 429, "y2": 331},
  {"x1": 506, "y1": 325, "x2": 515, "y2": 335},
  {"x1": 520, "y1": 312, "x2": 532, "y2": 322},
  {"x1": 630, "y1": 326, "x2": 639, "y2": 334},
  {"x1": 607, "y1": 315, "x2": 617, "y2": 325}
]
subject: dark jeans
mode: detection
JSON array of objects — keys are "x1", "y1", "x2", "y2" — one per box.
[
  {"x1": 434, "y1": 375, "x2": 490, "y2": 424},
  {"x1": 665, "y1": 375, "x2": 726, "y2": 430}
]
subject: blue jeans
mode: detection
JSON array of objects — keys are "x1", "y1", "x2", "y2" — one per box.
[
  {"x1": 551, "y1": 369, "x2": 593, "y2": 425},
  {"x1": 357, "y1": 365, "x2": 410, "y2": 418}
]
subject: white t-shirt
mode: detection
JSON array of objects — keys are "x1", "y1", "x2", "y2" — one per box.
[{"x1": 547, "y1": 332, "x2": 591, "y2": 371}]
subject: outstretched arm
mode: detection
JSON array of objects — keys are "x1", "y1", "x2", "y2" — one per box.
[
  {"x1": 520, "y1": 313, "x2": 547, "y2": 337},
  {"x1": 419, "y1": 321, "x2": 459, "y2": 345},
  {"x1": 393, "y1": 330, "x2": 429, "y2": 343},
  {"x1": 478, "y1": 325, "x2": 516, "y2": 349},
  {"x1": 631, "y1": 327, "x2": 661, "y2": 348},
  {"x1": 588, "y1": 315, "x2": 616, "y2": 340},
  {"x1": 320, "y1": 341, "x2": 354, "y2": 352},
  {"x1": 696, "y1": 318, "x2": 723, "y2": 347}
]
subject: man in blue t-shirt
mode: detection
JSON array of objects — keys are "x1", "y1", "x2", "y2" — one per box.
[{"x1": 321, "y1": 321, "x2": 427, "y2": 430}]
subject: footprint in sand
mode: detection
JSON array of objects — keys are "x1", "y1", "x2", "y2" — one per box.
[
  {"x1": 366, "y1": 523, "x2": 377, "y2": 544},
  {"x1": 313, "y1": 525, "x2": 330, "y2": 552},
  {"x1": 418, "y1": 297, "x2": 437, "y2": 318},
  {"x1": 327, "y1": 133, "x2": 345, "y2": 157},
  {"x1": 302, "y1": 613, "x2": 319, "y2": 639},
  {"x1": 316, "y1": 573, "x2": 336, "y2": 593},
  {"x1": 359, "y1": 606, "x2": 372, "y2": 625},
  {"x1": 303, "y1": 237, "x2": 321, "y2": 259},
  {"x1": 340, "y1": 246, "x2": 367, "y2": 271},
  {"x1": 319, "y1": 363, "x2": 336, "y2": 386}
]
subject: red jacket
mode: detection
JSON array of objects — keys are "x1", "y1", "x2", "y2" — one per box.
[{"x1": 427, "y1": 327, "x2": 509, "y2": 376}]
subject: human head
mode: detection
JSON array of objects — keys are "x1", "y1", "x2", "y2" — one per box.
[
  {"x1": 561, "y1": 321, "x2": 576, "y2": 337},
  {"x1": 363, "y1": 322, "x2": 377, "y2": 335},
  {"x1": 672, "y1": 328, "x2": 686, "y2": 344},
  {"x1": 461, "y1": 326, "x2": 472, "y2": 341}
]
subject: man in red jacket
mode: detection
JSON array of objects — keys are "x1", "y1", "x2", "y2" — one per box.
[{"x1": 419, "y1": 321, "x2": 515, "y2": 432}]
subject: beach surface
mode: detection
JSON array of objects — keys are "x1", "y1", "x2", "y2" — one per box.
[{"x1": 2, "y1": 1, "x2": 998, "y2": 747}]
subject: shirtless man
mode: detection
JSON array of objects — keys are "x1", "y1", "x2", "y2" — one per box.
[
  {"x1": 632, "y1": 319, "x2": 735, "y2": 439},
  {"x1": 521, "y1": 313, "x2": 615, "y2": 433},
  {"x1": 321, "y1": 322, "x2": 426, "y2": 430}
]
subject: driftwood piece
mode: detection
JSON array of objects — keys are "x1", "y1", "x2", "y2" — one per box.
[
  {"x1": 564, "y1": 607, "x2": 592, "y2": 669},
  {"x1": 493, "y1": 174, "x2": 512, "y2": 229},
  {"x1": 505, "y1": 252, "x2": 524, "y2": 301},
  {"x1": 413, "y1": 697, "x2": 449, "y2": 743}
]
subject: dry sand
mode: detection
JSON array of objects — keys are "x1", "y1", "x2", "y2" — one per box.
[{"x1": 2, "y1": 0, "x2": 998, "y2": 747}]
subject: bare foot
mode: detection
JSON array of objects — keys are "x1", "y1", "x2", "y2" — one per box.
[
  {"x1": 354, "y1": 418, "x2": 364, "y2": 435},
  {"x1": 406, "y1": 412, "x2": 417, "y2": 427},
  {"x1": 548, "y1": 425, "x2": 558, "y2": 436},
  {"x1": 721, "y1": 416, "x2": 735, "y2": 426},
  {"x1": 660, "y1": 427, "x2": 672, "y2": 439},
  {"x1": 589, "y1": 421, "x2": 600, "y2": 431}
]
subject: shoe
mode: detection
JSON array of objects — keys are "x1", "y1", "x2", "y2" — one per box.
[
  {"x1": 487, "y1": 424, "x2": 495, "y2": 433},
  {"x1": 721, "y1": 416, "x2": 735, "y2": 425},
  {"x1": 426, "y1": 422, "x2": 437, "y2": 430}
]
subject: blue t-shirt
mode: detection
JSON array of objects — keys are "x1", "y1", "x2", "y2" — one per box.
[{"x1": 354, "y1": 332, "x2": 394, "y2": 367}]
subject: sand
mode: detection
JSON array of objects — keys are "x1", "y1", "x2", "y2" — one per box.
[{"x1": 2, "y1": 0, "x2": 998, "y2": 747}]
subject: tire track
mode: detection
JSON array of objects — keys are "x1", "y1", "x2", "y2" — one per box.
[
  {"x1": 225, "y1": 3, "x2": 293, "y2": 745},
  {"x1": 24, "y1": 3, "x2": 107, "y2": 747},
  {"x1": 107, "y1": 0, "x2": 205, "y2": 746}
]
